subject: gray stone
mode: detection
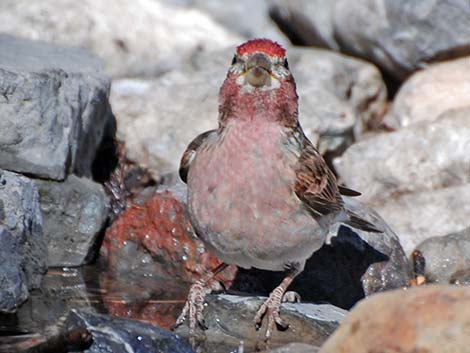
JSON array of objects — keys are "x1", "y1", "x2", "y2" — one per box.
[
  {"x1": 269, "y1": 0, "x2": 339, "y2": 49},
  {"x1": 35, "y1": 175, "x2": 109, "y2": 267},
  {"x1": 376, "y1": 185, "x2": 470, "y2": 255},
  {"x1": 333, "y1": 0, "x2": 470, "y2": 79},
  {"x1": 415, "y1": 227, "x2": 470, "y2": 284},
  {"x1": 0, "y1": 170, "x2": 46, "y2": 312},
  {"x1": 335, "y1": 108, "x2": 470, "y2": 207},
  {"x1": 112, "y1": 46, "x2": 386, "y2": 179},
  {"x1": 175, "y1": 294, "x2": 346, "y2": 352},
  {"x1": 0, "y1": 0, "x2": 241, "y2": 78},
  {"x1": 262, "y1": 343, "x2": 320, "y2": 353},
  {"x1": 270, "y1": 0, "x2": 470, "y2": 80},
  {"x1": 384, "y1": 57, "x2": 470, "y2": 129},
  {"x1": 64, "y1": 309, "x2": 195, "y2": 353},
  {"x1": 182, "y1": 0, "x2": 286, "y2": 43},
  {"x1": 0, "y1": 226, "x2": 28, "y2": 313},
  {"x1": 0, "y1": 34, "x2": 111, "y2": 180}
]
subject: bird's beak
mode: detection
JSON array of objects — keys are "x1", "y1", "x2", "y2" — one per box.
[{"x1": 245, "y1": 53, "x2": 272, "y2": 87}]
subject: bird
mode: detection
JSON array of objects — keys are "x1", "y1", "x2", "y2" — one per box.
[{"x1": 175, "y1": 38, "x2": 380, "y2": 342}]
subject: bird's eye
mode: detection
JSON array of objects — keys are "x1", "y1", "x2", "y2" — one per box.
[
  {"x1": 283, "y1": 58, "x2": 289, "y2": 69},
  {"x1": 231, "y1": 55, "x2": 237, "y2": 65}
]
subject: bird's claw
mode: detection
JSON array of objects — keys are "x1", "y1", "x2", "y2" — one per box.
[
  {"x1": 175, "y1": 280, "x2": 210, "y2": 338},
  {"x1": 254, "y1": 286, "x2": 290, "y2": 340}
]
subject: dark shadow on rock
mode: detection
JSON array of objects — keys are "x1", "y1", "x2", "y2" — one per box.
[{"x1": 231, "y1": 226, "x2": 389, "y2": 310}]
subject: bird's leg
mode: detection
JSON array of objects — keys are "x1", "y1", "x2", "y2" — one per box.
[
  {"x1": 254, "y1": 265, "x2": 301, "y2": 340},
  {"x1": 175, "y1": 263, "x2": 229, "y2": 341}
]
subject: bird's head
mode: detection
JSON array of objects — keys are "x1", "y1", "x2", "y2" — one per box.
[{"x1": 219, "y1": 39, "x2": 298, "y2": 127}]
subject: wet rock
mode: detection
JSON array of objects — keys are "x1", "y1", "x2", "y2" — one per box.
[
  {"x1": 0, "y1": 34, "x2": 111, "y2": 180},
  {"x1": 98, "y1": 271, "x2": 188, "y2": 331},
  {"x1": 112, "y1": 46, "x2": 386, "y2": 179},
  {"x1": 16, "y1": 268, "x2": 95, "y2": 337},
  {"x1": 0, "y1": 170, "x2": 46, "y2": 313},
  {"x1": 175, "y1": 294, "x2": 346, "y2": 352},
  {"x1": 384, "y1": 57, "x2": 470, "y2": 129},
  {"x1": 319, "y1": 285, "x2": 470, "y2": 353},
  {"x1": 35, "y1": 175, "x2": 109, "y2": 267},
  {"x1": 0, "y1": 0, "x2": 241, "y2": 78},
  {"x1": 100, "y1": 182, "x2": 237, "y2": 285},
  {"x1": 415, "y1": 227, "x2": 470, "y2": 284},
  {"x1": 261, "y1": 343, "x2": 320, "y2": 353},
  {"x1": 239, "y1": 198, "x2": 412, "y2": 309},
  {"x1": 64, "y1": 309, "x2": 195, "y2": 353}
]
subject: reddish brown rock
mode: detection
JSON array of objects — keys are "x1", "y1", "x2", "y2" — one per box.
[
  {"x1": 319, "y1": 285, "x2": 470, "y2": 353},
  {"x1": 100, "y1": 184, "x2": 237, "y2": 285}
]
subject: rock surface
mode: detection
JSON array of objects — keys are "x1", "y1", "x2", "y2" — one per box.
[
  {"x1": 335, "y1": 108, "x2": 470, "y2": 254},
  {"x1": 101, "y1": 182, "x2": 237, "y2": 285},
  {"x1": 35, "y1": 175, "x2": 109, "y2": 267},
  {"x1": 384, "y1": 57, "x2": 470, "y2": 129},
  {"x1": 0, "y1": 170, "x2": 46, "y2": 313},
  {"x1": 335, "y1": 108, "x2": 470, "y2": 207},
  {"x1": 415, "y1": 227, "x2": 470, "y2": 284},
  {"x1": 271, "y1": 0, "x2": 470, "y2": 80},
  {"x1": 319, "y1": 285, "x2": 470, "y2": 353},
  {"x1": 0, "y1": 0, "x2": 241, "y2": 78},
  {"x1": 0, "y1": 34, "x2": 111, "y2": 180},
  {"x1": 112, "y1": 46, "x2": 386, "y2": 179},
  {"x1": 64, "y1": 309, "x2": 195, "y2": 353},
  {"x1": 238, "y1": 198, "x2": 412, "y2": 309},
  {"x1": 262, "y1": 343, "x2": 320, "y2": 353},
  {"x1": 175, "y1": 294, "x2": 346, "y2": 352}
]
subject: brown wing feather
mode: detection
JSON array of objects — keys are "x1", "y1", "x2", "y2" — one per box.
[
  {"x1": 179, "y1": 130, "x2": 216, "y2": 183},
  {"x1": 293, "y1": 132, "x2": 344, "y2": 218}
]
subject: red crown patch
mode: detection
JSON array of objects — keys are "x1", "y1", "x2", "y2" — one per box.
[{"x1": 236, "y1": 39, "x2": 286, "y2": 58}]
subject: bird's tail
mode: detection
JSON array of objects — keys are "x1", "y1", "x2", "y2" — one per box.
[{"x1": 344, "y1": 211, "x2": 383, "y2": 233}]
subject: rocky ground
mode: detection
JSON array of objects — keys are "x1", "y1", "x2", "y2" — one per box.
[{"x1": 0, "y1": 1, "x2": 470, "y2": 352}]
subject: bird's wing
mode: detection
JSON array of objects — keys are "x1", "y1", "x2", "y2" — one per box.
[
  {"x1": 179, "y1": 130, "x2": 217, "y2": 183},
  {"x1": 293, "y1": 133, "x2": 344, "y2": 218},
  {"x1": 338, "y1": 185, "x2": 361, "y2": 197}
]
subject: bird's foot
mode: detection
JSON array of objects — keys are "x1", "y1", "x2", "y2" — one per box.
[
  {"x1": 174, "y1": 263, "x2": 229, "y2": 346},
  {"x1": 175, "y1": 279, "x2": 211, "y2": 333},
  {"x1": 254, "y1": 285, "x2": 290, "y2": 340}
]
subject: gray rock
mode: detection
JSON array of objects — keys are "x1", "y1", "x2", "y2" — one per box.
[
  {"x1": 262, "y1": 342, "x2": 320, "y2": 353},
  {"x1": 0, "y1": 226, "x2": 29, "y2": 313},
  {"x1": 415, "y1": 227, "x2": 470, "y2": 284},
  {"x1": 271, "y1": 0, "x2": 470, "y2": 80},
  {"x1": 112, "y1": 46, "x2": 386, "y2": 179},
  {"x1": 335, "y1": 108, "x2": 470, "y2": 207},
  {"x1": 376, "y1": 185, "x2": 470, "y2": 255},
  {"x1": 0, "y1": 0, "x2": 241, "y2": 78},
  {"x1": 0, "y1": 34, "x2": 111, "y2": 180},
  {"x1": 0, "y1": 170, "x2": 46, "y2": 312},
  {"x1": 35, "y1": 175, "x2": 109, "y2": 267},
  {"x1": 175, "y1": 294, "x2": 346, "y2": 352},
  {"x1": 384, "y1": 57, "x2": 470, "y2": 129},
  {"x1": 64, "y1": 309, "x2": 195, "y2": 353},
  {"x1": 269, "y1": 0, "x2": 339, "y2": 49},
  {"x1": 182, "y1": 0, "x2": 286, "y2": 43},
  {"x1": 333, "y1": 0, "x2": 470, "y2": 79}
]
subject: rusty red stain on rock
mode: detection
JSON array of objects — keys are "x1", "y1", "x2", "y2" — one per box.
[{"x1": 100, "y1": 185, "x2": 237, "y2": 286}]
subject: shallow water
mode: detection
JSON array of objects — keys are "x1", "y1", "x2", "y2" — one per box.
[{"x1": 0, "y1": 263, "x2": 189, "y2": 352}]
